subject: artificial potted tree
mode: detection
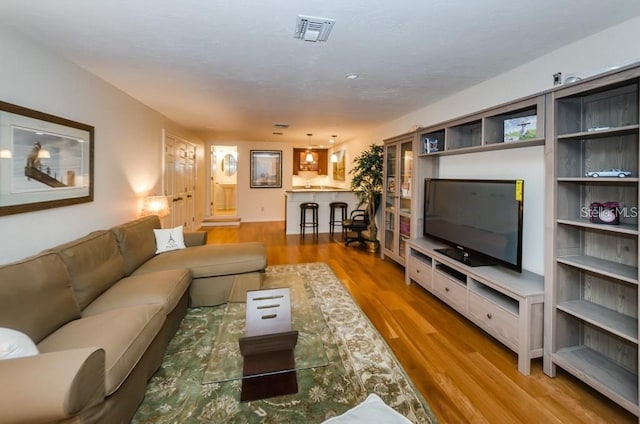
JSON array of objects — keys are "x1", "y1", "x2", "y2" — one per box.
[{"x1": 349, "y1": 144, "x2": 384, "y2": 251}]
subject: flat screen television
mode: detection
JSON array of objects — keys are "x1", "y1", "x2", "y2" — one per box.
[{"x1": 423, "y1": 178, "x2": 524, "y2": 272}]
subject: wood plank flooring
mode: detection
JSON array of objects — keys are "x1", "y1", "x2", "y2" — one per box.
[{"x1": 203, "y1": 221, "x2": 636, "y2": 423}]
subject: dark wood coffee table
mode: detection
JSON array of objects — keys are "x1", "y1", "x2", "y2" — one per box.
[{"x1": 239, "y1": 287, "x2": 299, "y2": 401}]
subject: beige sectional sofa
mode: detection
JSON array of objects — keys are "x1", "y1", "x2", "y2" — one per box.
[{"x1": 0, "y1": 215, "x2": 267, "y2": 424}]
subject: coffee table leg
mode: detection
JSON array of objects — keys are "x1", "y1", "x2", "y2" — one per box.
[{"x1": 240, "y1": 370, "x2": 298, "y2": 402}]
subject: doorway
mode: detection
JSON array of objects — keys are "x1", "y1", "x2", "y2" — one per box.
[{"x1": 210, "y1": 145, "x2": 237, "y2": 217}]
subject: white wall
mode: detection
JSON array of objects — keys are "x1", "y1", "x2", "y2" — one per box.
[
  {"x1": 205, "y1": 140, "x2": 292, "y2": 222},
  {"x1": 336, "y1": 16, "x2": 640, "y2": 275},
  {"x1": 376, "y1": 16, "x2": 640, "y2": 140},
  {"x1": 0, "y1": 27, "x2": 202, "y2": 264}
]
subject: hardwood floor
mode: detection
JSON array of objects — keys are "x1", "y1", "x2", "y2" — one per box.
[{"x1": 203, "y1": 221, "x2": 636, "y2": 423}]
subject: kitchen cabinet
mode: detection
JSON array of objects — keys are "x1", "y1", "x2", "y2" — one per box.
[{"x1": 293, "y1": 148, "x2": 328, "y2": 175}]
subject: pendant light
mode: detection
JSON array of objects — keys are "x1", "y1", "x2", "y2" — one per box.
[
  {"x1": 330, "y1": 135, "x2": 338, "y2": 163},
  {"x1": 305, "y1": 133, "x2": 314, "y2": 163}
]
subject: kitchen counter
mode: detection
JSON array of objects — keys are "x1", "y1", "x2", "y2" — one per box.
[
  {"x1": 284, "y1": 189, "x2": 360, "y2": 235},
  {"x1": 286, "y1": 186, "x2": 351, "y2": 192}
]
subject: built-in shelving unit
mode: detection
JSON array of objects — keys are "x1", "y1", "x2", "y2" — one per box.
[
  {"x1": 417, "y1": 95, "x2": 545, "y2": 157},
  {"x1": 389, "y1": 62, "x2": 640, "y2": 413},
  {"x1": 544, "y1": 65, "x2": 640, "y2": 415},
  {"x1": 406, "y1": 237, "x2": 544, "y2": 375}
]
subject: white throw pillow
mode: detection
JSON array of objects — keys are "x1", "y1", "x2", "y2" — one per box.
[
  {"x1": 153, "y1": 225, "x2": 186, "y2": 254},
  {"x1": 0, "y1": 327, "x2": 39, "y2": 360},
  {"x1": 322, "y1": 394, "x2": 412, "y2": 424}
]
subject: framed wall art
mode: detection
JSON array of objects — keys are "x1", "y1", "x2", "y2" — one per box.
[
  {"x1": 250, "y1": 150, "x2": 282, "y2": 188},
  {"x1": 332, "y1": 149, "x2": 345, "y2": 181},
  {"x1": 0, "y1": 100, "x2": 94, "y2": 216}
]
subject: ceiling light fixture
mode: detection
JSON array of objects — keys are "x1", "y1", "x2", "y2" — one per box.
[
  {"x1": 345, "y1": 73, "x2": 358, "y2": 80},
  {"x1": 294, "y1": 15, "x2": 335, "y2": 42},
  {"x1": 305, "y1": 133, "x2": 314, "y2": 163}
]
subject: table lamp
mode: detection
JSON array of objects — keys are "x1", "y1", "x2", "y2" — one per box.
[{"x1": 140, "y1": 195, "x2": 170, "y2": 218}]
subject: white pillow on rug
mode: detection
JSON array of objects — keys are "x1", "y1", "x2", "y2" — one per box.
[
  {"x1": 322, "y1": 394, "x2": 412, "y2": 424},
  {"x1": 153, "y1": 225, "x2": 186, "y2": 254},
  {"x1": 0, "y1": 327, "x2": 39, "y2": 360}
]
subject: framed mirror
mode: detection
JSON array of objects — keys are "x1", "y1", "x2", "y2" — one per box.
[{"x1": 221, "y1": 153, "x2": 237, "y2": 176}]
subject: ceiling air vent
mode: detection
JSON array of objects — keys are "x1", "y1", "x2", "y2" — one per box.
[{"x1": 294, "y1": 15, "x2": 335, "y2": 42}]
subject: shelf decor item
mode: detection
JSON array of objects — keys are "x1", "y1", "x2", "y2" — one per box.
[
  {"x1": 349, "y1": 144, "x2": 383, "y2": 248},
  {"x1": 426, "y1": 138, "x2": 440, "y2": 153},
  {"x1": 0, "y1": 100, "x2": 94, "y2": 216},
  {"x1": 504, "y1": 116, "x2": 537, "y2": 142},
  {"x1": 588, "y1": 201, "x2": 621, "y2": 225},
  {"x1": 387, "y1": 177, "x2": 395, "y2": 192}
]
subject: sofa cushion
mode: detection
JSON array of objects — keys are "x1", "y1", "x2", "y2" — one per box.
[
  {"x1": 37, "y1": 304, "x2": 164, "y2": 396},
  {"x1": 82, "y1": 269, "x2": 192, "y2": 317},
  {"x1": 322, "y1": 394, "x2": 412, "y2": 424},
  {"x1": 0, "y1": 327, "x2": 39, "y2": 359},
  {"x1": 53, "y1": 231, "x2": 126, "y2": 311},
  {"x1": 0, "y1": 252, "x2": 80, "y2": 343},
  {"x1": 153, "y1": 226, "x2": 186, "y2": 254},
  {"x1": 111, "y1": 216, "x2": 161, "y2": 275},
  {"x1": 133, "y1": 242, "x2": 267, "y2": 278}
]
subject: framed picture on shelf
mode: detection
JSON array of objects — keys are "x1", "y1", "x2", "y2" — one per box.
[
  {"x1": 0, "y1": 100, "x2": 94, "y2": 216},
  {"x1": 424, "y1": 137, "x2": 440, "y2": 153},
  {"x1": 387, "y1": 177, "x2": 396, "y2": 193},
  {"x1": 250, "y1": 150, "x2": 282, "y2": 188},
  {"x1": 504, "y1": 116, "x2": 537, "y2": 142}
]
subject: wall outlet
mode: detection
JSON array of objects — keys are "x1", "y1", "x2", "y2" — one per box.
[{"x1": 261, "y1": 206, "x2": 264, "y2": 212}]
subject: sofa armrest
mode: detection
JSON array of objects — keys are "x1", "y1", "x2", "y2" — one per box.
[
  {"x1": 0, "y1": 347, "x2": 105, "y2": 423},
  {"x1": 184, "y1": 230, "x2": 207, "y2": 247}
]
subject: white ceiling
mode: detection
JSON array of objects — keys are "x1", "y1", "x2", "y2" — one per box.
[{"x1": 1, "y1": 0, "x2": 639, "y2": 146}]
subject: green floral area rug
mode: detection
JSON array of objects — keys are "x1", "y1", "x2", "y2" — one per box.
[{"x1": 132, "y1": 262, "x2": 437, "y2": 424}]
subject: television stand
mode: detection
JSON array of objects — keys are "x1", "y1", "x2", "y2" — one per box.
[
  {"x1": 406, "y1": 237, "x2": 544, "y2": 375},
  {"x1": 434, "y1": 247, "x2": 497, "y2": 268}
]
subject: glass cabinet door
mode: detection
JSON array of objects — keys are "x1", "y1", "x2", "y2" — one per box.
[
  {"x1": 398, "y1": 141, "x2": 413, "y2": 257},
  {"x1": 384, "y1": 144, "x2": 397, "y2": 252}
]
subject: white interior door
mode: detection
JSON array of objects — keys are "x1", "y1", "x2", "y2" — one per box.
[
  {"x1": 185, "y1": 143, "x2": 196, "y2": 229},
  {"x1": 164, "y1": 132, "x2": 196, "y2": 229}
]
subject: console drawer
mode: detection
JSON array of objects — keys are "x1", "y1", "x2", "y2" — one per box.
[
  {"x1": 432, "y1": 270, "x2": 466, "y2": 311},
  {"x1": 408, "y1": 257, "x2": 432, "y2": 289},
  {"x1": 468, "y1": 291, "x2": 518, "y2": 351}
]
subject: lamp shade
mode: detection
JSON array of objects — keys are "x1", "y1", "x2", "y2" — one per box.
[
  {"x1": 141, "y1": 196, "x2": 170, "y2": 218},
  {"x1": 305, "y1": 133, "x2": 314, "y2": 162}
]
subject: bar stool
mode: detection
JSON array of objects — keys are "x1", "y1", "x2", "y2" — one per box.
[
  {"x1": 329, "y1": 201, "x2": 348, "y2": 238},
  {"x1": 299, "y1": 202, "x2": 319, "y2": 237}
]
